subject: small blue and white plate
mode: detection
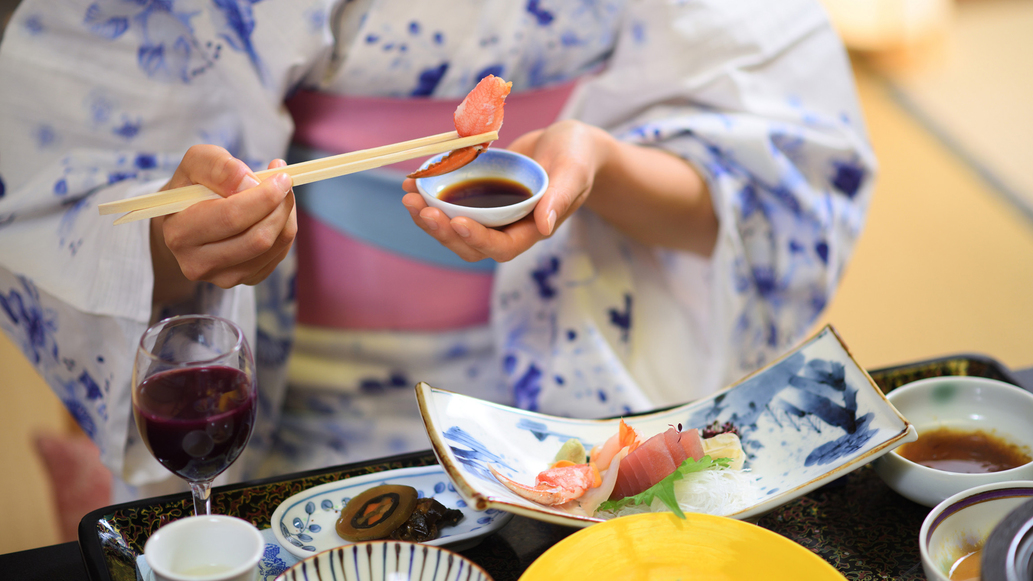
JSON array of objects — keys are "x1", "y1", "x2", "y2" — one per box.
[
  {"x1": 416, "y1": 325, "x2": 918, "y2": 527},
  {"x1": 269, "y1": 465, "x2": 513, "y2": 559}
]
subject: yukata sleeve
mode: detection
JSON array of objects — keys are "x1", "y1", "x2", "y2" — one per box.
[
  {"x1": 0, "y1": 0, "x2": 335, "y2": 485},
  {"x1": 568, "y1": 0, "x2": 877, "y2": 390}
]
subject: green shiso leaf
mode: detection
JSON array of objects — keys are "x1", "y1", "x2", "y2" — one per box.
[{"x1": 598, "y1": 455, "x2": 731, "y2": 519}]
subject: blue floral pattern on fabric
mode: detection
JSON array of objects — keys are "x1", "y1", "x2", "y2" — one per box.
[
  {"x1": 85, "y1": 0, "x2": 212, "y2": 83},
  {"x1": 0, "y1": 276, "x2": 58, "y2": 365},
  {"x1": 83, "y1": 0, "x2": 265, "y2": 83},
  {"x1": 210, "y1": 0, "x2": 267, "y2": 79}
]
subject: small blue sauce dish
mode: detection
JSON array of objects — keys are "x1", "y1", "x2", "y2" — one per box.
[{"x1": 414, "y1": 149, "x2": 548, "y2": 228}]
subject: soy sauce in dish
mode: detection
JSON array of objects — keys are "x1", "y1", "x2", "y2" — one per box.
[
  {"x1": 895, "y1": 427, "x2": 1031, "y2": 473},
  {"x1": 439, "y1": 177, "x2": 532, "y2": 208}
]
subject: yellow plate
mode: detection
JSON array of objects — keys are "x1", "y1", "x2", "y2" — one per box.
[{"x1": 519, "y1": 512, "x2": 846, "y2": 581}]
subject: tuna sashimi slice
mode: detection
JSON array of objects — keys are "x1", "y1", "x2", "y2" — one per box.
[
  {"x1": 679, "y1": 428, "x2": 705, "y2": 461},
  {"x1": 663, "y1": 427, "x2": 689, "y2": 467},
  {"x1": 610, "y1": 428, "x2": 683, "y2": 500},
  {"x1": 619, "y1": 449, "x2": 653, "y2": 497}
]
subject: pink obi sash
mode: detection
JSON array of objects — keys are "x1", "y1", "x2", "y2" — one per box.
[{"x1": 286, "y1": 80, "x2": 577, "y2": 331}]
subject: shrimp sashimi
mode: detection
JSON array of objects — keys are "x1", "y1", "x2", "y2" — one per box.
[
  {"x1": 489, "y1": 462, "x2": 598, "y2": 506},
  {"x1": 407, "y1": 74, "x2": 512, "y2": 179}
]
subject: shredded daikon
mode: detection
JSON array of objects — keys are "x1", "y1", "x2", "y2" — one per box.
[{"x1": 595, "y1": 468, "x2": 760, "y2": 519}]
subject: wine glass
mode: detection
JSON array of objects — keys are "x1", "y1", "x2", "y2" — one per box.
[{"x1": 132, "y1": 314, "x2": 258, "y2": 516}]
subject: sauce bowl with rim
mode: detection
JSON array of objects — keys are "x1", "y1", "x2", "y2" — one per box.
[
  {"x1": 873, "y1": 376, "x2": 1033, "y2": 507},
  {"x1": 920, "y1": 481, "x2": 1033, "y2": 581},
  {"x1": 414, "y1": 149, "x2": 548, "y2": 228}
]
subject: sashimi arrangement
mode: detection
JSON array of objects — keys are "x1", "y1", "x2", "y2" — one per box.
[{"x1": 489, "y1": 419, "x2": 759, "y2": 520}]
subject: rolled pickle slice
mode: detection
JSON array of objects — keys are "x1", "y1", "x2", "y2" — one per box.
[{"x1": 336, "y1": 484, "x2": 419, "y2": 542}]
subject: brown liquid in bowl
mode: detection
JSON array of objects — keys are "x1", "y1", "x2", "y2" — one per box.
[
  {"x1": 896, "y1": 427, "x2": 1031, "y2": 473},
  {"x1": 949, "y1": 547, "x2": 982, "y2": 581},
  {"x1": 439, "y1": 177, "x2": 532, "y2": 208}
]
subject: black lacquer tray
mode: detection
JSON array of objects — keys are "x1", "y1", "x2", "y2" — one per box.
[{"x1": 78, "y1": 353, "x2": 1026, "y2": 581}]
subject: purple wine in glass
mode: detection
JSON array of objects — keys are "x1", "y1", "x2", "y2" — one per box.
[
  {"x1": 132, "y1": 315, "x2": 257, "y2": 516},
  {"x1": 134, "y1": 365, "x2": 257, "y2": 482}
]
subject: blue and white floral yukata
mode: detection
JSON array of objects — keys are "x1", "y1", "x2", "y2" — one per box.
[{"x1": 0, "y1": 0, "x2": 876, "y2": 498}]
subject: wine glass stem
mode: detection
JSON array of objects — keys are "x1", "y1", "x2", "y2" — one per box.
[{"x1": 190, "y1": 480, "x2": 213, "y2": 516}]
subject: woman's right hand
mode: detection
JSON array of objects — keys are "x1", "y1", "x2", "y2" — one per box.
[{"x1": 150, "y1": 145, "x2": 297, "y2": 305}]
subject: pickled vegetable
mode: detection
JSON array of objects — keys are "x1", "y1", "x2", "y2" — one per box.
[
  {"x1": 335, "y1": 484, "x2": 419, "y2": 542},
  {"x1": 389, "y1": 498, "x2": 464, "y2": 542}
]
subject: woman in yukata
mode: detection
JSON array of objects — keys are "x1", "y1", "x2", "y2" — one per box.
[{"x1": 0, "y1": 0, "x2": 875, "y2": 507}]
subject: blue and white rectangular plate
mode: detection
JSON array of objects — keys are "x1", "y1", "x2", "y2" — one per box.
[
  {"x1": 416, "y1": 325, "x2": 918, "y2": 527},
  {"x1": 269, "y1": 465, "x2": 513, "y2": 559}
]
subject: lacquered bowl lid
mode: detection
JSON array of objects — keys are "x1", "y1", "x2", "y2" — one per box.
[{"x1": 983, "y1": 497, "x2": 1033, "y2": 581}]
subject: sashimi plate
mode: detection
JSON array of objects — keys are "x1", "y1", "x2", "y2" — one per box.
[
  {"x1": 416, "y1": 325, "x2": 917, "y2": 528},
  {"x1": 270, "y1": 465, "x2": 513, "y2": 559}
]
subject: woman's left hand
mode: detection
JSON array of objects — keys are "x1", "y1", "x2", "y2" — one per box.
[{"x1": 401, "y1": 120, "x2": 613, "y2": 263}]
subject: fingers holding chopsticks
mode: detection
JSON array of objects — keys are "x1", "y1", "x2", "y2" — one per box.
[
  {"x1": 154, "y1": 148, "x2": 297, "y2": 291},
  {"x1": 167, "y1": 144, "x2": 263, "y2": 198}
]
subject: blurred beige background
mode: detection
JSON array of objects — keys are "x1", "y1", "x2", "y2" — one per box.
[{"x1": 2, "y1": 0, "x2": 1032, "y2": 556}]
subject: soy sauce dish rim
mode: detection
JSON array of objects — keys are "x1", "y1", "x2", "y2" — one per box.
[{"x1": 414, "y1": 149, "x2": 548, "y2": 228}]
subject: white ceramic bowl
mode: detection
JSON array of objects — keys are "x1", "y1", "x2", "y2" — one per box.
[
  {"x1": 143, "y1": 515, "x2": 264, "y2": 581},
  {"x1": 873, "y1": 376, "x2": 1033, "y2": 507},
  {"x1": 273, "y1": 540, "x2": 494, "y2": 581},
  {"x1": 920, "y1": 481, "x2": 1033, "y2": 581},
  {"x1": 414, "y1": 149, "x2": 548, "y2": 228}
]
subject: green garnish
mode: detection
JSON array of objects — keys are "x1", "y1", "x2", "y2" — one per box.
[{"x1": 598, "y1": 455, "x2": 731, "y2": 519}]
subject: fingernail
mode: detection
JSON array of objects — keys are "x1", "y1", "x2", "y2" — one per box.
[
  {"x1": 273, "y1": 173, "x2": 292, "y2": 191},
  {"x1": 453, "y1": 222, "x2": 470, "y2": 238},
  {"x1": 546, "y1": 210, "x2": 557, "y2": 235},
  {"x1": 235, "y1": 174, "x2": 260, "y2": 193},
  {"x1": 422, "y1": 216, "x2": 439, "y2": 231}
]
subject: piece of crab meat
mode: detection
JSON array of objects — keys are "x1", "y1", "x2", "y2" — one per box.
[
  {"x1": 489, "y1": 463, "x2": 594, "y2": 506},
  {"x1": 454, "y1": 74, "x2": 511, "y2": 138},
  {"x1": 407, "y1": 74, "x2": 511, "y2": 179},
  {"x1": 406, "y1": 145, "x2": 484, "y2": 179}
]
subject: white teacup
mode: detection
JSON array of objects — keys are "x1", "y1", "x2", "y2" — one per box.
[{"x1": 143, "y1": 515, "x2": 264, "y2": 581}]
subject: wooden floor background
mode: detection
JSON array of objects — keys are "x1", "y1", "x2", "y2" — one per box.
[{"x1": 2, "y1": 3, "x2": 1033, "y2": 556}]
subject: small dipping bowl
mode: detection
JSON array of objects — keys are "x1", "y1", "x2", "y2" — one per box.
[
  {"x1": 919, "y1": 481, "x2": 1033, "y2": 581},
  {"x1": 414, "y1": 149, "x2": 548, "y2": 228},
  {"x1": 873, "y1": 376, "x2": 1033, "y2": 507},
  {"x1": 143, "y1": 515, "x2": 264, "y2": 581}
]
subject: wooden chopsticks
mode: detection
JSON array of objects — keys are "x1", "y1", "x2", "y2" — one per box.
[{"x1": 98, "y1": 130, "x2": 498, "y2": 225}]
